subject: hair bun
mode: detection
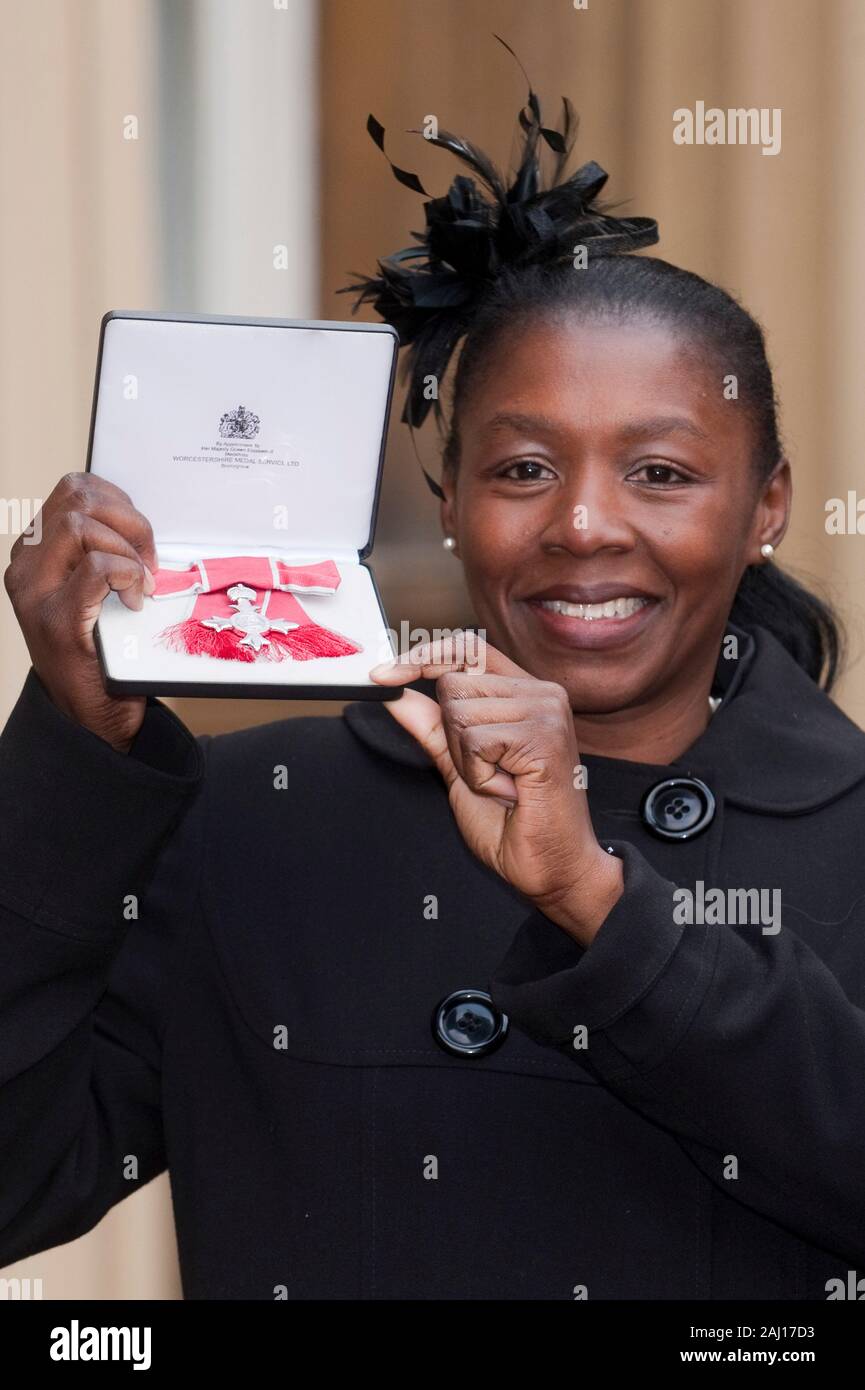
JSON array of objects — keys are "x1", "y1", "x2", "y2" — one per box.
[{"x1": 338, "y1": 35, "x2": 659, "y2": 430}]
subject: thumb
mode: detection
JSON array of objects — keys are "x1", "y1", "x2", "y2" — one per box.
[{"x1": 382, "y1": 689, "x2": 458, "y2": 788}]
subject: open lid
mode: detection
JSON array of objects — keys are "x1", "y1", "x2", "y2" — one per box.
[{"x1": 86, "y1": 312, "x2": 399, "y2": 561}]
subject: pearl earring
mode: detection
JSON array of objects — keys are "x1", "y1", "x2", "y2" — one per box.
[
  {"x1": 760, "y1": 543, "x2": 775, "y2": 560},
  {"x1": 442, "y1": 536, "x2": 457, "y2": 552}
]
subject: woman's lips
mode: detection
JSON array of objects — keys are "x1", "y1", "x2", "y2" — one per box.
[{"x1": 523, "y1": 594, "x2": 661, "y2": 650}]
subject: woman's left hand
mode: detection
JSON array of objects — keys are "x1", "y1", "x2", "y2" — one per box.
[{"x1": 369, "y1": 634, "x2": 624, "y2": 946}]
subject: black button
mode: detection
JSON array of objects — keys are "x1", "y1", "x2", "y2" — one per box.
[
  {"x1": 432, "y1": 990, "x2": 508, "y2": 1058},
  {"x1": 641, "y1": 777, "x2": 715, "y2": 841}
]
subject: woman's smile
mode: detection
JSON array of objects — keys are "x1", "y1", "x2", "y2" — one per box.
[{"x1": 522, "y1": 590, "x2": 661, "y2": 650}]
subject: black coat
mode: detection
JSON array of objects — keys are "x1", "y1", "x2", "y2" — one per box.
[{"x1": 1, "y1": 622, "x2": 864, "y2": 1300}]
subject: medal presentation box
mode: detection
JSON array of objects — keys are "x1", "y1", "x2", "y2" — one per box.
[{"x1": 86, "y1": 311, "x2": 403, "y2": 701}]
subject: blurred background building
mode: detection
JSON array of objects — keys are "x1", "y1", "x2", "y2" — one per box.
[{"x1": 1, "y1": 0, "x2": 863, "y2": 1299}]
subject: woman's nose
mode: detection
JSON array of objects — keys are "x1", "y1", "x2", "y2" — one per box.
[{"x1": 538, "y1": 471, "x2": 636, "y2": 556}]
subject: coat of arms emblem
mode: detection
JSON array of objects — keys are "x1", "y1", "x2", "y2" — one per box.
[{"x1": 218, "y1": 404, "x2": 260, "y2": 439}]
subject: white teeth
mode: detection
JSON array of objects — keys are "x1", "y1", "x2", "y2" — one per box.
[{"x1": 537, "y1": 596, "x2": 649, "y2": 621}]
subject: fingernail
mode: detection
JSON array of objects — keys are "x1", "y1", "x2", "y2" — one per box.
[
  {"x1": 368, "y1": 661, "x2": 396, "y2": 678},
  {"x1": 142, "y1": 565, "x2": 156, "y2": 595}
]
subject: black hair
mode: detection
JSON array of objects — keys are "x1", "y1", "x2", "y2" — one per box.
[{"x1": 340, "y1": 39, "x2": 844, "y2": 690}]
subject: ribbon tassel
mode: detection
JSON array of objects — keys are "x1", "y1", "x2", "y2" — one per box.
[{"x1": 157, "y1": 618, "x2": 363, "y2": 663}]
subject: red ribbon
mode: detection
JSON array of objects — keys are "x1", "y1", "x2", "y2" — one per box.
[
  {"x1": 152, "y1": 556, "x2": 341, "y2": 599},
  {"x1": 151, "y1": 556, "x2": 362, "y2": 664}
]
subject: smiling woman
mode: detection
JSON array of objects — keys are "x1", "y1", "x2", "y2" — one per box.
[{"x1": 2, "y1": 49, "x2": 865, "y2": 1306}]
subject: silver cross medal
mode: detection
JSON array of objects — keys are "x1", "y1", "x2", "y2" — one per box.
[{"x1": 201, "y1": 583, "x2": 298, "y2": 653}]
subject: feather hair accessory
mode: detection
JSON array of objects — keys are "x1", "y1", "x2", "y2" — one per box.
[{"x1": 338, "y1": 34, "x2": 660, "y2": 482}]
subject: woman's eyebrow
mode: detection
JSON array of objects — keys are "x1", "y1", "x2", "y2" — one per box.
[
  {"x1": 484, "y1": 411, "x2": 562, "y2": 435},
  {"x1": 483, "y1": 411, "x2": 709, "y2": 442},
  {"x1": 617, "y1": 415, "x2": 710, "y2": 443}
]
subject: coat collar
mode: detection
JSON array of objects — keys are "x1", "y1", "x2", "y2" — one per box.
[{"x1": 342, "y1": 623, "x2": 865, "y2": 813}]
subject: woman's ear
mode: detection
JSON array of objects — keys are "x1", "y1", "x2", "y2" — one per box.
[
  {"x1": 752, "y1": 456, "x2": 792, "y2": 560},
  {"x1": 439, "y1": 480, "x2": 457, "y2": 548}
]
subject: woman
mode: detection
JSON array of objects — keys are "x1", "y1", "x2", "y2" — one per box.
[{"x1": 1, "y1": 74, "x2": 863, "y2": 1302}]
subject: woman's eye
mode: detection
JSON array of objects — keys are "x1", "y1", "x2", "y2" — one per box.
[
  {"x1": 498, "y1": 459, "x2": 556, "y2": 481},
  {"x1": 628, "y1": 462, "x2": 690, "y2": 486}
]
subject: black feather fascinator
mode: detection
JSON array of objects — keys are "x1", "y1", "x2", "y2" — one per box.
[{"x1": 338, "y1": 35, "x2": 659, "y2": 489}]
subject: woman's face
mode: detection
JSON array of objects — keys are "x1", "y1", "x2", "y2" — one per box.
[{"x1": 441, "y1": 314, "x2": 790, "y2": 714}]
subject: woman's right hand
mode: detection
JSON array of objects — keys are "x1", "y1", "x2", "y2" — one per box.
[{"x1": 3, "y1": 472, "x2": 159, "y2": 752}]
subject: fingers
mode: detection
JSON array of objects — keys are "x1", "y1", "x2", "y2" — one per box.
[
  {"x1": 9, "y1": 511, "x2": 155, "y2": 611},
  {"x1": 436, "y1": 680, "x2": 572, "y2": 728},
  {"x1": 434, "y1": 673, "x2": 549, "y2": 703},
  {"x1": 39, "y1": 471, "x2": 135, "y2": 526},
  {"x1": 11, "y1": 472, "x2": 158, "y2": 573},
  {"x1": 377, "y1": 641, "x2": 573, "y2": 804},
  {"x1": 438, "y1": 692, "x2": 570, "y2": 742},
  {"x1": 388, "y1": 689, "x2": 521, "y2": 802},
  {"x1": 455, "y1": 722, "x2": 531, "y2": 801},
  {"x1": 369, "y1": 630, "x2": 530, "y2": 684},
  {"x1": 448, "y1": 702, "x2": 569, "y2": 793},
  {"x1": 43, "y1": 550, "x2": 153, "y2": 648},
  {"x1": 372, "y1": 625, "x2": 576, "y2": 809}
]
